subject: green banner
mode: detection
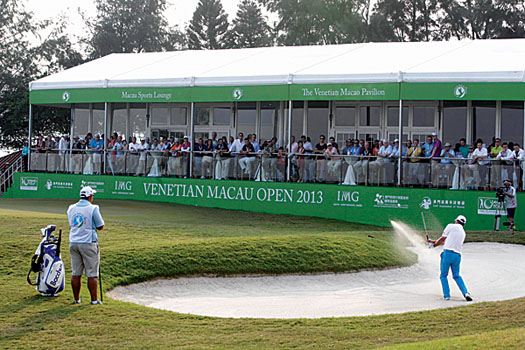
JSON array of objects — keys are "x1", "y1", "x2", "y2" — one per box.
[
  {"x1": 6, "y1": 172, "x2": 522, "y2": 232},
  {"x1": 290, "y1": 83, "x2": 399, "y2": 101},
  {"x1": 402, "y1": 82, "x2": 525, "y2": 101},
  {"x1": 191, "y1": 85, "x2": 288, "y2": 102}
]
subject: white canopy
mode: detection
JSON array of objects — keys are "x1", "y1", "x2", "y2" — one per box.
[{"x1": 30, "y1": 39, "x2": 525, "y2": 91}]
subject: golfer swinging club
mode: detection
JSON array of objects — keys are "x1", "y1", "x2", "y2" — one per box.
[
  {"x1": 67, "y1": 186, "x2": 104, "y2": 305},
  {"x1": 427, "y1": 215, "x2": 473, "y2": 301}
]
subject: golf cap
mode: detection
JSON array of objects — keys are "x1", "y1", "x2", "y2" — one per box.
[
  {"x1": 444, "y1": 142, "x2": 452, "y2": 147},
  {"x1": 504, "y1": 179, "x2": 512, "y2": 184},
  {"x1": 95, "y1": 133, "x2": 101, "y2": 138},
  {"x1": 394, "y1": 139, "x2": 399, "y2": 143},
  {"x1": 327, "y1": 143, "x2": 333, "y2": 146},
  {"x1": 431, "y1": 132, "x2": 437, "y2": 136},
  {"x1": 80, "y1": 186, "x2": 96, "y2": 198},
  {"x1": 455, "y1": 215, "x2": 467, "y2": 225}
]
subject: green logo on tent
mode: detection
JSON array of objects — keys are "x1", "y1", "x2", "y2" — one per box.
[
  {"x1": 454, "y1": 85, "x2": 467, "y2": 99},
  {"x1": 233, "y1": 88, "x2": 243, "y2": 100},
  {"x1": 62, "y1": 91, "x2": 70, "y2": 102}
]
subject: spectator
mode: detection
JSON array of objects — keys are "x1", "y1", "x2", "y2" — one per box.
[
  {"x1": 459, "y1": 138, "x2": 469, "y2": 158},
  {"x1": 250, "y1": 134, "x2": 260, "y2": 153},
  {"x1": 472, "y1": 141, "x2": 489, "y2": 189},
  {"x1": 490, "y1": 138, "x2": 503, "y2": 188},
  {"x1": 314, "y1": 135, "x2": 328, "y2": 182},
  {"x1": 422, "y1": 136, "x2": 433, "y2": 158},
  {"x1": 211, "y1": 132, "x2": 218, "y2": 149},
  {"x1": 295, "y1": 140, "x2": 306, "y2": 182},
  {"x1": 406, "y1": 139, "x2": 424, "y2": 185},
  {"x1": 433, "y1": 142, "x2": 455, "y2": 187},
  {"x1": 262, "y1": 138, "x2": 278, "y2": 181},
  {"x1": 239, "y1": 138, "x2": 256, "y2": 178},
  {"x1": 369, "y1": 139, "x2": 393, "y2": 184},
  {"x1": 325, "y1": 143, "x2": 341, "y2": 181},
  {"x1": 513, "y1": 144, "x2": 524, "y2": 188},
  {"x1": 496, "y1": 142, "x2": 515, "y2": 184},
  {"x1": 201, "y1": 139, "x2": 214, "y2": 179},
  {"x1": 342, "y1": 140, "x2": 361, "y2": 186},
  {"x1": 342, "y1": 140, "x2": 352, "y2": 155},
  {"x1": 329, "y1": 136, "x2": 338, "y2": 150},
  {"x1": 502, "y1": 179, "x2": 517, "y2": 231},
  {"x1": 193, "y1": 138, "x2": 205, "y2": 177},
  {"x1": 215, "y1": 138, "x2": 231, "y2": 180},
  {"x1": 354, "y1": 141, "x2": 373, "y2": 184},
  {"x1": 90, "y1": 134, "x2": 104, "y2": 175}
]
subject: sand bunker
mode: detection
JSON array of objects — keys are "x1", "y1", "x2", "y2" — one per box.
[{"x1": 109, "y1": 242, "x2": 525, "y2": 318}]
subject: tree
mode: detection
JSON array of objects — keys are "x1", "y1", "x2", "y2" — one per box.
[
  {"x1": 369, "y1": 0, "x2": 439, "y2": 42},
  {"x1": 187, "y1": 0, "x2": 229, "y2": 49},
  {"x1": 86, "y1": 0, "x2": 183, "y2": 59},
  {"x1": 228, "y1": 0, "x2": 273, "y2": 48},
  {"x1": 0, "y1": 1, "x2": 81, "y2": 149},
  {"x1": 258, "y1": 0, "x2": 369, "y2": 46}
]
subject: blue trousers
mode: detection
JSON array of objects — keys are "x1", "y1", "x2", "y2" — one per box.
[{"x1": 440, "y1": 249, "x2": 469, "y2": 298}]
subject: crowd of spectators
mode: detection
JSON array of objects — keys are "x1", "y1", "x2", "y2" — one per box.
[{"x1": 29, "y1": 131, "x2": 524, "y2": 190}]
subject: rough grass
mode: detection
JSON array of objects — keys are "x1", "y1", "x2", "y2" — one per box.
[{"x1": 1, "y1": 198, "x2": 524, "y2": 349}]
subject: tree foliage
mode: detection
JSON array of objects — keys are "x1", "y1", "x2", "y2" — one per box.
[
  {"x1": 228, "y1": 0, "x2": 273, "y2": 48},
  {"x1": 86, "y1": 0, "x2": 184, "y2": 58},
  {"x1": 0, "y1": 0, "x2": 80, "y2": 148},
  {"x1": 188, "y1": 0, "x2": 229, "y2": 50}
]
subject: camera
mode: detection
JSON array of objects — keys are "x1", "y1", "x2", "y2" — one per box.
[{"x1": 495, "y1": 187, "x2": 506, "y2": 202}]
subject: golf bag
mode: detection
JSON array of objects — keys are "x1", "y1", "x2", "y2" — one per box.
[{"x1": 26, "y1": 225, "x2": 65, "y2": 296}]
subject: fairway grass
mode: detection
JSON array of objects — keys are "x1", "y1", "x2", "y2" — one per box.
[{"x1": 1, "y1": 198, "x2": 524, "y2": 349}]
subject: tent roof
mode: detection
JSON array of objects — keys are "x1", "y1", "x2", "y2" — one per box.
[{"x1": 30, "y1": 39, "x2": 525, "y2": 91}]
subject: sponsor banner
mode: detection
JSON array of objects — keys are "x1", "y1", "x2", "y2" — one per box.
[
  {"x1": 477, "y1": 197, "x2": 506, "y2": 216},
  {"x1": 290, "y1": 83, "x2": 399, "y2": 101},
  {"x1": 401, "y1": 82, "x2": 525, "y2": 101},
  {"x1": 20, "y1": 176, "x2": 38, "y2": 191},
  {"x1": 6, "y1": 172, "x2": 523, "y2": 231}
]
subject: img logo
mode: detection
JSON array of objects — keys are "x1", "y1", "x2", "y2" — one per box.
[
  {"x1": 20, "y1": 177, "x2": 38, "y2": 191},
  {"x1": 72, "y1": 214, "x2": 84, "y2": 228},
  {"x1": 233, "y1": 88, "x2": 243, "y2": 100},
  {"x1": 454, "y1": 85, "x2": 467, "y2": 99}
]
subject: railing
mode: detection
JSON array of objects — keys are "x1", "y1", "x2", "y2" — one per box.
[
  {"x1": 28, "y1": 148, "x2": 524, "y2": 191},
  {"x1": 0, "y1": 154, "x2": 24, "y2": 195}
]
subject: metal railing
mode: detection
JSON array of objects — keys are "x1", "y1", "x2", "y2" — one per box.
[
  {"x1": 28, "y1": 148, "x2": 524, "y2": 191},
  {"x1": 0, "y1": 154, "x2": 24, "y2": 195}
]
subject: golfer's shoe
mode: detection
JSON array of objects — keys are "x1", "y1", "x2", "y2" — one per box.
[
  {"x1": 444, "y1": 297, "x2": 450, "y2": 300},
  {"x1": 464, "y1": 293, "x2": 473, "y2": 302},
  {"x1": 90, "y1": 300, "x2": 102, "y2": 305},
  {"x1": 72, "y1": 299, "x2": 81, "y2": 304}
]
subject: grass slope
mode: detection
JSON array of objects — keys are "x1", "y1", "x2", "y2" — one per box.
[{"x1": 1, "y1": 198, "x2": 524, "y2": 349}]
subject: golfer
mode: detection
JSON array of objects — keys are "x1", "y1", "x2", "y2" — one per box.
[
  {"x1": 67, "y1": 186, "x2": 104, "y2": 305},
  {"x1": 502, "y1": 179, "x2": 517, "y2": 231},
  {"x1": 427, "y1": 215, "x2": 473, "y2": 301}
]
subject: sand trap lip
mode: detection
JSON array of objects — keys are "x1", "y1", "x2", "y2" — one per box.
[{"x1": 108, "y1": 243, "x2": 525, "y2": 319}]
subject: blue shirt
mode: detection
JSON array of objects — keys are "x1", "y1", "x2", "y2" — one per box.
[
  {"x1": 350, "y1": 146, "x2": 362, "y2": 156},
  {"x1": 422, "y1": 142, "x2": 433, "y2": 157},
  {"x1": 90, "y1": 139, "x2": 104, "y2": 154},
  {"x1": 440, "y1": 149, "x2": 455, "y2": 164}
]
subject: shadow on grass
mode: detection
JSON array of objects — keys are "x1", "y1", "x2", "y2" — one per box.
[{"x1": 0, "y1": 295, "x2": 83, "y2": 342}]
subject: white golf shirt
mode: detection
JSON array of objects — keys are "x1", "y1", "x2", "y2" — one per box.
[{"x1": 442, "y1": 223, "x2": 466, "y2": 254}]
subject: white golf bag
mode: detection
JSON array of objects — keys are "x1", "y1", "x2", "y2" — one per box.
[{"x1": 27, "y1": 225, "x2": 65, "y2": 296}]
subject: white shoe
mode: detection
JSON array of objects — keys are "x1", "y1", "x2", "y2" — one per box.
[{"x1": 90, "y1": 300, "x2": 102, "y2": 305}]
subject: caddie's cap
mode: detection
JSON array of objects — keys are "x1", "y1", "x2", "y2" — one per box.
[
  {"x1": 80, "y1": 186, "x2": 96, "y2": 198},
  {"x1": 455, "y1": 215, "x2": 467, "y2": 225}
]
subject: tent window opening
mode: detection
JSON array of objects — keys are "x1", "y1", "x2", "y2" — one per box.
[
  {"x1": 73, "y1": 104, "x2": 90, "y2": 138},
  {"x1": 260, "y1": 102, "x2": 279, "y2": 142},
  {"x1": 237, "y1": 102, "x2": 257, "y2": 138},
  {"x1": 170, "y1": 107, "x2": 187, "y2": 126},
  {"x1": 472, "y1": 101, "x2": 496, "y2": 145},
  {"x1": 112, "y1": 103, "x2": 127, "y2": 140},
  {"x1": 335, "y1": 107, "x2": 356, "y2": 126},
  {"x1": 501, "y1": 101, "x2": 524, "y2": 146},
  {"x1": 412, "y1": 107, "x2": 435, "y2": 127},
  {"x1": 195, "y1": 107, "x2": 210, "y2": 126},
  {"x1": 442, "y1": 101, "x2": 467, "y2": 145},
  {"x1": 130, "y1": 103, "x2": 147, "y2": 139},
  {"x1": 92, "y1": 103, "x2": 105, "y2": 136},
  {"x1": 307, "y1": 101, "x2": 328, "y2": 145},
  {"x1": 152, "y1": 107, "x2": 169, "y2": 125},
  {"x1": 213, "y1": 107, "x2": 230, "y2": 126},
  {"x1": 359, "y1": 106, "x2": 380, "y2": 126}
]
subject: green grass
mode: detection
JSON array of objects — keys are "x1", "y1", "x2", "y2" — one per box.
[{"x1": 1, "y1": 198, "x2": 524, "y2": 349}]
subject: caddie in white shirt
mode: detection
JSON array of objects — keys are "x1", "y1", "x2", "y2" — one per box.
[
  {"x1": 427, "y1": 215, "x2": 473, "y2": 301},
  {"x1": 67, "y1": 186, "x2": 104, "y2": 305}
]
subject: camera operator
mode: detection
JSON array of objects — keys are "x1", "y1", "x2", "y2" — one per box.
[{"x1": 502, "y1": 179, "x2": 517, "y2": 231}]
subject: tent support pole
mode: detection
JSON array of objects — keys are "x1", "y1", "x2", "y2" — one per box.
[
  {"x1": 27, "y1": 104, "x2": 33, "y2": 172},
  {"x1": 69, "y1": 105, "x2": 75, "y2": 173},
  {"x1": 190, "y1": 102, "x2": 195, "y2": 178},
  {"x1": 287, "y1": 100, "x2": 292, "y2": 182},
  {"x1": 397, "y1": 99, "x2": 403, "y2": 187},
  {"x1": 104, "y1": 102, "x2": 108, "y2": 174}
]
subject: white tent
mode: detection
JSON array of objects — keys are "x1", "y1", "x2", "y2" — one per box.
[{"x1": 30, "y1": 39, "x2": 525, "y2": 91}]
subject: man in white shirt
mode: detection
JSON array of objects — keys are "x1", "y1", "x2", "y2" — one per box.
[
  {"x1": 369, "y1": 139, "x2": 393, "y2": 184},
  {"x1": 229, "y1": 132, "x2": 244, "y2": 177},
  {"x1": 503, "y1": 179, "x2": 517, "y2": 231},
  {"x1": 428, "y1": 215, "x2": 472, "y2": 301},
  {"x1": 67, "y1": 186, "x2": 104, "y2": 305},
  {"x1": 472, "y1": 141, "x2": 489, "y2": 189}
]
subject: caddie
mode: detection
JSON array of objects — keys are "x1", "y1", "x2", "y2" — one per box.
[
  {"x1": 427, "y1": 215, "x2": 473, "y2": 302},
  {"x1": 67, "y1": 186, "x2": 104, "y2": 305}
]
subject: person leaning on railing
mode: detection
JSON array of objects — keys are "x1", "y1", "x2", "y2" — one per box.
[
  {"x1": 489, "y1": 138, "x2": 503, "y2": 189},
  {"x1": 325, "y1": 143, "x2": 341, "y2": 182},
  {"x1": 472, "y1": 141, "x2": 489, "y2": 190},
  {"x1": 406, "y1": 139, "x2": 424, "y2": 186},
  {"x1": 433, "y1": 143, "x2": 455, "y2": 187},
  {"x1": 262, "y1": 139, "x2": 278, "y2": 182},
  {"x1": 214, "y1": 138, "x2": 231, "y2": 180},
  {"x1": 238, "y1": 138, "x2": 256, "y2": 178},
  {"x1": 201, "y1": 139, "x2": 214, "y2": 179}
]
